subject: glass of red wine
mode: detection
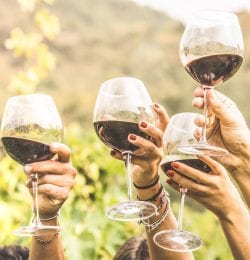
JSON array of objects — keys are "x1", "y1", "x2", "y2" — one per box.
[
  {"x1": 153, "y1": 112, "x2": 211, "y2": 252},
  {"x1": 179, "y1": 9, "x2": 244, "y2": 156},
  {"x1": 93, "y1": 77, "x2": 157, "y2": 221},
  {"x1": 1, "y1": 94, "x2": 63, "y2": 236}
]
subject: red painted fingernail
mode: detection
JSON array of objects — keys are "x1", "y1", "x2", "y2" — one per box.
[
  {"x1": 140, "y1": 122, "x2": 147, "y2": 128},
  {"x1": 171, "y1": 162, "x2": 179, "y2": 168},
  {"x1": 166, "y1": 170, "x2": 174, "y2": 177},
  {"x1": 110, "y1": 150, "x2": 116, "y2": 156},
  {"x1": 166, "y1": 179, "x2": 172, "y2": 185},
  {"x1": 129, "y1": 134, "x2": 137, "y2": 140},
  {"x1": 154, "y1": 103, "x2": 160, "y2": 109}
]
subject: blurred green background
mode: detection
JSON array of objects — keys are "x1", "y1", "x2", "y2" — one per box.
[{"x1": 0, "y1": 0, "x2": 250, "y2": 259}]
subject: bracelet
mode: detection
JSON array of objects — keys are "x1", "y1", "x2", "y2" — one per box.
[
  {"x1": 141, "y1": 194, "x2": 170, "y2": 231},
  {"x1": 156, "y1": 191, "x2": 169, "y2": 211},
  {"x1": 137, "y1": 184, "x2": 164, "y2": 202},
  {"x1": 40, "y1": 212, "x2": 60, "y2": 221},
  {"x1": 133, "y1": 175, "x2": 160, "y2": 189},
  {"x1": 34, "y1": 231, "x2": 60, "y2": 245}
]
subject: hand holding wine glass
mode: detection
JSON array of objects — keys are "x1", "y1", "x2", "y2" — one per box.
[
  {"x1": 179, "y1": 9, "x2": 244, "y2": 156},
  {"x1": 1, "y1": 94, "x2": 63, "y2": 236},
  {"x1": 93, "y1": 77, "x2": 158, "y2": 221},
  {"x1": 153, "y1": 112, "x2": 211, "y2": 252}
]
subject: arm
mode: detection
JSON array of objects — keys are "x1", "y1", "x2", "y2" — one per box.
[
  {"x1": 192, "y1": 87, "x2": 250, "y2": 207},
  {"x1": 165, "y1": 155, "x2": 250, "y2": 260},
  {"x1": 25, "y1": 143, "x2": 76, "y2": 260},
  {"x1": 111, "y1": 103, "x2": 193, "y2": 260}
]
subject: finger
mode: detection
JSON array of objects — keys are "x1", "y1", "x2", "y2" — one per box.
[
  {"x1": 110, "y1": 149, "x2": 123, "y2": 160},
  {"x1": 24, "y1": 160, "x2": 76, "y2": 177},
  {"x1": 194, "y1": 113, "x2": 217, "y2": 129},
  {"x1": 193, "y1": 85, "x2": 204, "y2": 97},
  {"x1": 170, "y1": 161, "x2": 212, "y2": 186},
  {"x1": 196, "y1": 156, "x2": 227, "y2": 177},
  {"x1": 38, "y1": 184, "x2": 70, "y2": 201},
  {"x1": 50, "y1": 142, "x2": 71, "y2": 163},
  {"x1": 166, "y1": 169, "x2": 207, "y2": 191},
  {"x1": 166, "y1": 179, "x2": 180, "y2": 192},
  {"x1": 128, "y1": 134, "x2": 160, "y2": 158},
  {"x1": 153, "y1": 103, "x2": 169, "y2": 132},
  {"x1": 192, "y1": 97, "x2": 204, "y2": 109},
  {"x1": 138, "y1": 121, "x2": 163, "y2": 147},
  {"x1": 37, "y1": 174, "x2": 75, "y2": 188}
]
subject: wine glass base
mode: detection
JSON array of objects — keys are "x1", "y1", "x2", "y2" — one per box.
[
  {"x1": 153, "y1": 229, "x2": 202, "y2": 252},
  {"x1": 106, "y1": 201, "x2": 157, "y2": 221},
  {"x1": 13, "y1": 224, "x2": 62, "y2": 237},
  {"x1": 178, "y1": 143, "x2": 228, "y2": 157}
]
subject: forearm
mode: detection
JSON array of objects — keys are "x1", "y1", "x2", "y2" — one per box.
[
  {"x1": 229, "y1": 155, "x2": 250, "y2": 208},
  {"x1": 29, "y1": 219, "x2": 65, "y2": 260},
  {"x1": 218, "y1": 202, "x2": 250, "y2": 260},
  {"x1": 135, "y1": 182, "x2": 194, "y2": 260}
]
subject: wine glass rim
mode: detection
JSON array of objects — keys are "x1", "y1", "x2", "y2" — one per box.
[
  {"x1": 100, "y1": 76, "x2": 144, "y2": 87},
  {"x1": 7, "y1": 93, "x2": 53, "y2": 101},
  {"x1": 192, "y1": 9, "x2": 238, "y2": 20}
]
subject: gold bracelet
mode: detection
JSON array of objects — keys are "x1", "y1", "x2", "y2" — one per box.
[{"x1": 34, "y1": 231, "x2": 60, "y2": 245}]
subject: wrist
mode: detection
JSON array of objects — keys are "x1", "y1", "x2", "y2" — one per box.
[{"x1": 40, "y1": 212, "x2": 60, "y2": 226}]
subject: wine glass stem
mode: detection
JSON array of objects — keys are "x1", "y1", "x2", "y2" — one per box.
[
  {"x1": 31, "y1": 173, "x2": 41, "y2": 226},
  {"x1": 199, "y1": 86, "x2": 212, "y2": 144},
  {"x1": 177, "y1": 187, "x2": 187, "y2": 231},
  {"x1": 123, "y1": 151, "x2": 133, "y2": 202}
]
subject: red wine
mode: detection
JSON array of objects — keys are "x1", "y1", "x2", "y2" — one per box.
[
  {"x1": 185, "y1": 54, "x2": 243, "y2": 86},
  {"x1": 94, "y1": 120, "x2": 149, "y2": 152},
  {"x1": 161, "y1": 158, "x2": 211, "y2": 173},
  {"x1": 1, "y1": 137, "x2": 54, "y2": 165}
]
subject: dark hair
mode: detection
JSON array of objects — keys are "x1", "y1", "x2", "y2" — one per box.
[
  {"x1": 114, "y1": 236, "x2": 149, "y2": 260},
  {"x1": 0, "y1": 245, "x2": 29, "y2": 260}
]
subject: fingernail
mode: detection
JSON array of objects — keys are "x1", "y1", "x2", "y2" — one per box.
[
  {"x1": 110, "y1": 150, "x2": 116, "y2": 156},
  {"x1": 140, "y1": 122, "x2": 147, "y2": 128},
  {"x1": 166, "y1": 170, "x2": 174, "y2": 177},
  {"x1": 24, "y1": 165, "x2": 32, "y2": 173},
  {"x1": 154, "y1": 103, "x2": 160, "y2": 109},
  {"x1": 129, "y1": 134, "x2": 137, "y2": 140},
  {"x1": 171, "y1": 162, "x2": 179, "y2": 169},
  {"x1": 166, "y1": 179, "x2": 172, "y2": 185}
]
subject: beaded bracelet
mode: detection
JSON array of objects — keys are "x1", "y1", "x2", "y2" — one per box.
[{"x1": 141, "y1": 193, "x2": 170, "y2": 231}]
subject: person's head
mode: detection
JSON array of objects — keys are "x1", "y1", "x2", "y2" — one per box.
[
  {"x1": 0, "y1": 245, "x2": 29, "y2": 260},
  {"x1": 114, "y1": 236, "x2": 149, "y2": 260}
]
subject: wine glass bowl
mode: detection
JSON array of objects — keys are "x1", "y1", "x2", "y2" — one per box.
[
  {"x1": 179, "y1": 9, "x2": 244, "y2": 156},
  {"x1": 1, "y1": 94, "x2": 63, "y2": 236},
  {"x1": 93, "y1": 77, "x2": 157, "y2": 221}
]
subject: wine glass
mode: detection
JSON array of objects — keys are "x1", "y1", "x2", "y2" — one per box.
[
  {"x1": 153, "y1": 112, "x2": 211, "y2": 252},
  {"x1": 93, "y1": 77, "x2": 157, "y2": 221},
  {"x1": 0, "y1": 94, "x2": 63, "y2": 236},
  {"x1": 179, "y1": 9, "x2": 244, "y2": 156}
]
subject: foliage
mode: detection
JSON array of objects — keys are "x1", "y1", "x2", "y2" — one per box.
[{"x1": 4, "y1": 0, "x2": 60, "y2": 94}]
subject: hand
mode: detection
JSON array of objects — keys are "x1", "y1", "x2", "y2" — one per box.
[
  {"x1": 165, "y1": 156, "x2": 244, "y2": 219},
  {"x1": 192, "y1": 86, "x2": 250, "y2": 173},
  {"x1": 24, "y1": 142, "x2": 76, "y2": 218},
  {"x1": 111, "y1": 103, "x2": 169, "y2": 187}
]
